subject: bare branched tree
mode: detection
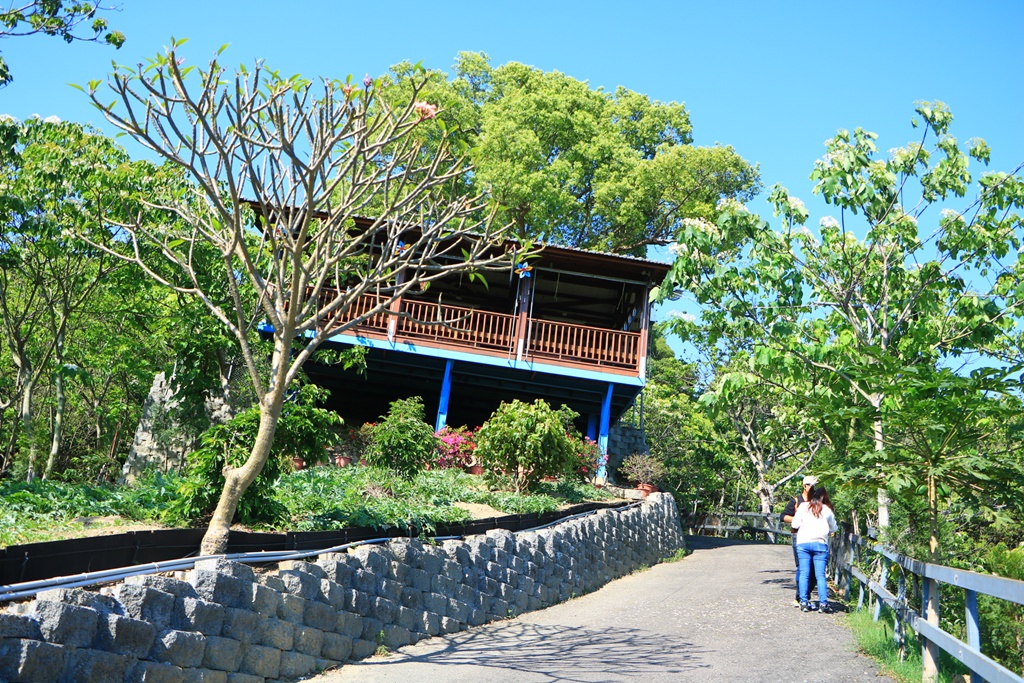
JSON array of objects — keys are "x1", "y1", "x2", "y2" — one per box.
[{"x1": 83, "y1": 42, "x2": 514, "y2": 554}]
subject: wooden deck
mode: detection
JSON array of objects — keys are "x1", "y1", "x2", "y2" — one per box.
[{"x1": 319, "y1": 290, "x2": 642, "y2": 376}]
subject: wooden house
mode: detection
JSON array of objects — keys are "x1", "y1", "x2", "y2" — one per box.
[{"x1": 302, "y1": 242, "x2": 670, "y2": 477}]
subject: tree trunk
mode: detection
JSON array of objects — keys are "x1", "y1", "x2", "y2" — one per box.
[
  {"x1": 43, "y1": 331, "x2": 66, "y2": 479},
  {"x1": 199, "y1": 394, "x2": 284, "y2": 556},
  {"x1": 871, "y1": 398, "x2": 890, "y2": 529},
  {"x1": 43, "y1": 368, "x2": 66, "y2": 479},
  {"x1": 21, "y1": 376, "x2": 37, "y2": 482}
]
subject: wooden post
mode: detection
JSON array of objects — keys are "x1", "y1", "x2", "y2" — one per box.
[
  {"x1": 921, "y1": 577, "x2": 940, "y2": 682},
  {"x1": 387, "y1": 270, "x2": 407, "y2": 342},
  {"x1": 513, "y1": 274, "x2": 531, "y2": 361},
  {"x1": 637, "y1": 287, "x2": 650, "y2": 378},
  {"x1": 873, "y1": 558, "x2": 889, "y2": 622}
]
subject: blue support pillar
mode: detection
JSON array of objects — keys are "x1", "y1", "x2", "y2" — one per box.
[
  {"x1": 586, "y1": 414, "x2": 598, "y2": 441},
  {"x1": 596, "y1": 383, "x2": 613, "y2": 480},
  {"x1": 435, "y1": 359, "x2": 454, "y2": 432}
]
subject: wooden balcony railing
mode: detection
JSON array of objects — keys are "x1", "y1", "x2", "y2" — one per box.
[
  {"x1": 527, "y1": 318, "x2": 640, "y2": 370},
  {"x1": 318, "y1": 289, "x2": 641, "y2": 375}
]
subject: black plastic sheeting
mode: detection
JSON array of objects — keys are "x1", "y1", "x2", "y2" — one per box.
[{"x1": 0, "y1": 501, "x2": 625, "y2": 586}]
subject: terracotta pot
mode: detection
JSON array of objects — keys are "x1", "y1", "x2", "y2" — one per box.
[
  {"x1": 466, "y1": 464, "x2": 485, "y2": 476},
  {"x1": 334, "y1": 455, "x2": 352, "y2": 468},
  {"x1": 292, "y1": 457, "x2": 306, "y2": 471},
  {"x1": 636, "y1": 482, "x2": 658, "y2": 498}
]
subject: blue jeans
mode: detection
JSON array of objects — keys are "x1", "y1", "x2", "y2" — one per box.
[{"x1": 797, "y1": 542, "x2": 829, "y2": 606}]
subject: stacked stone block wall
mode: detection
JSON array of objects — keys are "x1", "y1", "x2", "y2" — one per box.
[
  {"x1": 606, "y1": 423, "x2": 648, "y2": 477},
  {"x1": 0, "y1": 494, "x2": 684, "y2": 683}
]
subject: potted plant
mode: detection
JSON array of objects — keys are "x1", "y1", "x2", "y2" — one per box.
[{"x1": 619, "y1": 453, "x2": 666, "y2": 498}]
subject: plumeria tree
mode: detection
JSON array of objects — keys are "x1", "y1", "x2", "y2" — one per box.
[
  {"x1": 657, "y1": 101, "x2": 1024, "y2": 530},
  {"x1": 80, "y1": 42, "x2": 515, "y2": 554}
]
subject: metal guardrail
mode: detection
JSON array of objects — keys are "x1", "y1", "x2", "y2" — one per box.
[
  {"x1": 683, "y1": 511, "x2": 792, "y2": 543},
  {"x1": 829, "y1": 530, "x2": 1024, "y2": 683}
]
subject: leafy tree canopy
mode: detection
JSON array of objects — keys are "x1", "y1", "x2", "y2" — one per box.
[
  {"x1": 384, "y1": 53, "x2": 762, "y2": 255},
  {"x1": 0, "y1": 1, "x2": 124, "y2": 86}
]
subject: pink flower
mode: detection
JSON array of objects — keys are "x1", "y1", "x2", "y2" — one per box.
[
  {"x1": 413, "y1": 101, "x2": 438, "y2": 120},
  {"x1": 363, "y1": 74, "x2": 373, "y2": 88},
  {"x1": 342, "y1": 84, "x2": 354, "y2": 99}
]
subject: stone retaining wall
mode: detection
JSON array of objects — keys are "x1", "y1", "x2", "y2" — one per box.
[{"x1": 0, "y1": 494, "x2": 684, "y2": 683}]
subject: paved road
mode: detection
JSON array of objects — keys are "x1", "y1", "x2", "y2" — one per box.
[{"x1": 306, "y1": 536, "x2": 895, "y2": 683}]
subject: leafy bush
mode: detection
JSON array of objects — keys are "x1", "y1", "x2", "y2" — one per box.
[
  {"x1": 475, "y1": 399, "x2": 577, "y2": 494},
  {"x1": 364, "y1": 397, "x2": 438, "y2": 476},
  {"x1": 164, "y1": 383, "x2": 342, "y2": 526},
  {"x1": 619, "y1": 453, "x2": 667, "y2": 486}
]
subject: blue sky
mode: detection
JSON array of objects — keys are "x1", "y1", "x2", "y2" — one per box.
[{"x1": 3, "y1": 0, "x2": 1022, "y2": 344}]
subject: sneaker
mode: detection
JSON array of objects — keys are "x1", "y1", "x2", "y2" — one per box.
[
  {"x1": 800, "y1": 602, "x2": 812, "y2": 613},
  {"x1": 809, "y1": 603, "x2": 818, "y2": 611},
  {"x1": 792, "y1": 599, "x2": 801, "y2": 608},
  {"x1": 819, "y1": 603, "x2": 833, "y2": 614}
]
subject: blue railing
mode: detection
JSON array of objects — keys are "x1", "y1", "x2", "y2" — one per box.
[{"x1": 829, "y1": 530, "x2": 1024, "y2": 683}]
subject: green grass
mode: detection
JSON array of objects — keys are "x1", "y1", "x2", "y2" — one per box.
[
  {"x1": 845, "y1": 606, "x2": 970, "y2": 683},
  {"x1": 0, "y1": 465, "x2": 616, "y2": 547}
]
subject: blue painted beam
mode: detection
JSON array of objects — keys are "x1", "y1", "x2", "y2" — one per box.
[
  {"x1": 435, "y1": 359, "x2": 454, "y2": 432},
  {"x1": 321, "y1": 330, "x2": 645, "y2": 387},
  {"x1": 587, "y1": 414, "x2": 598, "y2": 441},
  {"x1": 596, "y1": 383, "x2": 613, "y2": 480}
]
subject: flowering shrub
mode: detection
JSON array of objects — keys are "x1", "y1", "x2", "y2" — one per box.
[
  {"x1": 435, "y1": 425, "x2": 477, "y2": 469},
  {"x1": 565, "y1": 434, "x2": 602, "y2": 482}
]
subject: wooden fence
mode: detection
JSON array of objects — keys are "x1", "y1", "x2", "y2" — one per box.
[{"x1": 829, "y1": 530, "x2": 1024, "y2": 683}]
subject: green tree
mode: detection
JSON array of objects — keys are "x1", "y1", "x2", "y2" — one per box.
[
  {"x1": 657, "y1": 101, "x2": 1024, "y2": 530},
  {"x1": 80, "y1": 43, "x2": 516, "y2": 554},
  {"x1": 0, "y1": 116, "x2": 144, "y2": 479},
  {"x1": 0, "y1": 1, "x2": 124, "y2": 85},
  {"x1": 384, "y1": 53, "x2": 762, "y2": 255}
]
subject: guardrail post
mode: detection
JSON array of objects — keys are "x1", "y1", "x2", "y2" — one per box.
[
  {"x1": 844, "y1": 535, "x2": 854, "y2": 601},
  {"x1": 874, "y1": 558, "x2": 889, "y2": 622},
  {"x1": 856, "y1": 543, "x2": 865, "y2": 610},
  {"x1": 965, "y1": 589, "x2": 980, "y2": 683},
  {"x1": 895, "y1": 572, "x2": 906, "y2": 655},
  {"x1": 921, "y1": 577, "x2": 940, "y2": 683}
]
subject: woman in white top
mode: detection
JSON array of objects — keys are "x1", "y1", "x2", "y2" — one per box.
[{"x1": 791, "y1": 485, "x2": 838, "y2": 613}]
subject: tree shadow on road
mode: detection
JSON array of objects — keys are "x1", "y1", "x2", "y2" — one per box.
[{"x1": 357, "y1": 621, "x2": 712, "y2": 683}]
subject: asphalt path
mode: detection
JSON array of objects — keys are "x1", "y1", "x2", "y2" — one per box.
[{"x1": 306, "y1": 536, "x2": 896, "y2": 683}]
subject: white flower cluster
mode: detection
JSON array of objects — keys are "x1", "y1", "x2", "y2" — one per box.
[
  {"x1": 787, "y1": 196, "x2": 806, "y2": 212},
  {"x1": 716, "y1": 197, "x2": 746, "y2": 213},
  {"x1": 44, "y1": 115, "x2": 62, "y2": 124},
  {"x1": 0, "y1": 114, "x2": 19, "y2": 124},
  {"x1": 819, "y1": 216, "x2": 840, "y2": 229},
  {"x1": 667, "y1": 243, "x2": 684, "y2": 255},
  {"x1": 940, "y1": 208, "x2": 962, "y2": 221},
  {"x1": 667, "y1": 310, "x2": 695, "y2": 322}
]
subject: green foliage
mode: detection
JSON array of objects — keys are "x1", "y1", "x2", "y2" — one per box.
[
  {"x1": 474, "y1": 399, "x2": 577, "y2": 494},
  {"x1": 2, "y1": 462, "x2": 614, "y2": 546},
  {"x1": 0, "y1": 470, "x2": 179, "y2": 546},
  {"x1": 0, "y1": 1, "x2": 124, "y2": 86},
  {"x1": 845, "y1": 608, "x2": 968, "y2": 683},
  {"x1": 981, "y1": 544, "x2": 1024, "y2": 672},
  {"x1": 164, "y1": 384, "x2": 342, "y2": 526},
  {"x1": 382, "y1": 53, "x2": 761, "y2": 255},
  {"x1": 364, "y1": 397, "x2": 439, "y2": 477}
]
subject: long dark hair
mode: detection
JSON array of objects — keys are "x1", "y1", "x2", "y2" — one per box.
[{"x1": 808, "y1": 485, "x2": 831, "y2": 518}]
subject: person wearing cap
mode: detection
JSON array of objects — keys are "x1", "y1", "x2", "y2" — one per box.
[{"x1": 780, "y1": 475, "x2": 819, "y2": 607}]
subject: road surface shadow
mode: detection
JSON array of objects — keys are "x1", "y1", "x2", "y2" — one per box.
[{"x1": 356, "y1": 621, "x2": 712, "y2": 683}]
